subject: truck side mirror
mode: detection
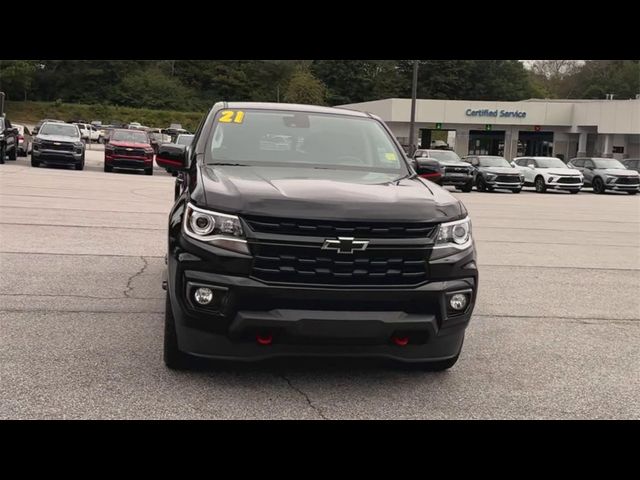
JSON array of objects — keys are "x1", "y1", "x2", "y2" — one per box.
[{"x1": 156, "y1": 143, "x2": 188, "y2": 171}]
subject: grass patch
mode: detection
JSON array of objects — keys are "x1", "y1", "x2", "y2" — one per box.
[{"x1": 5, "y1": 101, "x2": 206, "y2": 131}]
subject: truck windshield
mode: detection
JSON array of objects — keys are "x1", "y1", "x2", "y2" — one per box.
[
  {"x1": 535, "y1": 158, "x2": 568, "y2": 168},
  {"x1": 40, "y1": 123, "x2": 79, "y2": 137},
  {"x1": 427, "y1": 150, "x2": 462, "y2": 162},
  {"x1": 479, "y1": 157, "x2": 511, "y2": 168},
  {"x1": 208, "y1": 109, "x2": 407, "y2": 173},
  {"x1": 111, "y1": 130, "x2": 149, "y2": 143}
]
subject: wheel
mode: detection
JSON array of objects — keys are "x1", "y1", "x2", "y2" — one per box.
[
  {"x1": 0, "y1": 144, "x2": 5, "y2": 164},
  {"x1": 8, "y1": 145, "x2": 17, "y2": 160},
  {"x1": 164, "y1": 291, "x2": 194, "y2": 370},
  {"x1": 75, "y1": 161, "x2": 84, "y2": 171},
  {"x1": 476, "y1": 176, "x2": 487, "y2": 192},
  {"x1": 104, "y1": 163, "x2": 113, "y2": 173},
  {"x1": 145, "y1": 167, "x2": 153, "y2": 176},
  {"x1": 592, "y1": 177, "x2": 605, "y2": 194},
  {"x1": 512, "y1": 188, "x2": 522, "y2": 193},
  {"x1": 18, "y1": 148, "x2": 26, "y2": 157},
  {"x1": 31, "y1": 158, "x2": 40, "y2": 167},
  {"x1": 570, "y1": 189, "x2": 580, "y2": 194},
  {"x1": 461, "y1": 181, "x2": 473, "y2": 193},
  {"x1": 535, "y1": 176, "x2": 547, "y2": 193}
]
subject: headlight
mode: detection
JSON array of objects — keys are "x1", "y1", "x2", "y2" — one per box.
[
  {"x1": 183, "y1": 203, "x2": 248, "y2": 254},
  {"x1": 485, "y1": 173, "x2": 497, "y2": 181},
  {"x1": 435, "y1": 216, "x2": 472, "y2": 249},
  {"x1": 605, "y1": 176, "x2": 616, "y2": 184}
]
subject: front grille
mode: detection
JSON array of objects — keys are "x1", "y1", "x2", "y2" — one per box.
[
  {"x1": 114, "y1": 147, "x2": 146, "y2": 156},
  {"x1": 251, "y1": 243, "x2": 428, "y2": 286},
  {"x1": 444, "y1": 166, "x2": 470, "y2": 174},
  {"x1": 615, "y1": 177, "x2": 640, "y2": 185},
  {"x1": 112, "y1": 159, "x2": 146, "y2": 169},
  {"x1": 245, "y1": 217, "x2": 436, "y2": 239},
  {"x1": 42, "y1": 141, "x2": 74, "y2": 152},
  {"x1": 556, "y1": 177, "x2": 582, "y2": 184},
  {"x1": 494, "y1": 175, "x2": 521, "y2": 183}
]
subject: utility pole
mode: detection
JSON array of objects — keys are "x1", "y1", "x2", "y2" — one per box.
[{"x1": 408, "y1": 60, "x2": 419, "y2": 156}]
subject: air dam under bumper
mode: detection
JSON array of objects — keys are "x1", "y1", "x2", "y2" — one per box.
[
  {"x1": 168, "y1": 256, "x2": 477, "y2": 362},
  {"x1": 441, "y1": 174, "x2": 473, "y2": 186}
]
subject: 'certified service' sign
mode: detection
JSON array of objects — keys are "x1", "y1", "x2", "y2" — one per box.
[{"x1": 466, "y1": 109, "x2": 526, "y2": 118}]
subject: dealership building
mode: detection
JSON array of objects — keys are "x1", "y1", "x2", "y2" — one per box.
[{"x1": 338, "y1": 98, "x2": 640, "y2": 161}]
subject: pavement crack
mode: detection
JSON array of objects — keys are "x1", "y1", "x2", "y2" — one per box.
[
  {"x1": 278, "y1": 373, "x2": 328, "y2": 420},
  {"x1": 124, "y1": 256, "x2": 150, "y2": 299}
]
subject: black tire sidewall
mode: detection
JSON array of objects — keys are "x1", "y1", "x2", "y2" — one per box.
[{"x1": 593, "y1": 177, "x2": 605, "y2": 194}]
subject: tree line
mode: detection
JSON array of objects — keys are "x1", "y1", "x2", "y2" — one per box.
[{"x1": 0, "y1": 60, "x2": 638, "y2": 112}]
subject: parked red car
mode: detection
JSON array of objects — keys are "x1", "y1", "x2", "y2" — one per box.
[{"x1": 104, "y1": 128, "x2": 154, "y2": 175}]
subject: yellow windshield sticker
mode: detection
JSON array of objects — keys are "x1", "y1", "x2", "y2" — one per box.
[
  {"x1": 385, "y1": 153, "x2": 398, "y2": 161},
  {"x1": 219, "y1": 111, "x2": 245, "y2": 124}
]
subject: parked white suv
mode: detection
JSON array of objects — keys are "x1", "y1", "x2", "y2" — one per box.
[{"x1": 512, "y1": 156, "x2": 583, "y2": 193}]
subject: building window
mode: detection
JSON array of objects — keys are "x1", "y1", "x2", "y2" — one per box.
[{"x1": 613, "y1": 146, "x2": 624, "y2": 154}]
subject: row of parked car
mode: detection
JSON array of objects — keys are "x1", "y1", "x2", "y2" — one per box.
[
  {"x1": 1, "y1": 115, "x2": 193, "y2": 173},
  {"x1": 412, "y1": 149, "x2": 640, "y2": 195}
]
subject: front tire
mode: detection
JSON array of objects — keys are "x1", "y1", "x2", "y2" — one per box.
[
  {"x1": 535, "y1": 176, "x2": 547, "y2": 193},
  {"x1": 104, "y1": 163, "x2": 113, "y2": 173},
  {"x1": 476, "y1": 176, "x2": 487, "y2": 192},
  {"x1": 461, "y1": 180, "x2": 473, "y2": 193},
  {"x1": 570, "y1": 189, "x2": 580, "y2": 194},
  {"x1": 8, "y1": 145, "x2": 17, "y2": 160},
  {"x1": 0, "y1": 144, "x2": 5, "y2": 164},
  {"x1": 512, "y1": 188, "x2": 522, "y2": 193},
  {"x1": 592, "y1": 177, "x2": 605, "y2": 194},
  {"x1": 145, "y1": 167, "x2": 153, "y2": 176},
  {"x1": 31, "y1": 158, "x2": 40, "y2": 167},
  {"x1": 164, "y1": 291, "x2": 194, "y2": 370},
  {"x1": 628, "y1": 191, "x2": 638, "y2": 195}
]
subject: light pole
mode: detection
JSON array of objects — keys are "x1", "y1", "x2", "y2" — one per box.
[{"x1": 408, "y1": 60, "x2": 418, "y2": 156}]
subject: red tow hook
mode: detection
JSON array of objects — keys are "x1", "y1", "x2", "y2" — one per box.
[
  {"x1": 256, "y1": 333, "x2": 273, "y2": 345},
  {"x1": 392, "y1": 336, "x2": 409, "y2": 346}
]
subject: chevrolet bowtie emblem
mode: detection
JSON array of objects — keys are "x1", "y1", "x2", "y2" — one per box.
[{"x1": 321, "y1": 237, "x2": 369, "y2": 254}]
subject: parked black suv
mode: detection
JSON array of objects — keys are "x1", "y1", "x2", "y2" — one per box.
[
  {"x1": 413, "y1": 149, "x2": 474, "y2": 192},
  {"x1": 465, "y1": 155, "x2": 524, "y2": 193},
  {"x1": 0, "y1": 115, "x2": 19, "y2": 163},
  {"x1": 156, "y1": 102, "x2": 478, "y2": 371}
]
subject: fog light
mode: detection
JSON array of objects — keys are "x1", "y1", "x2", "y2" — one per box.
[
  {"x1": 194, "y1": 287, "x2": 214, "y2": 305},
  {"x1": 449, "y1": 293, "x2": 468, "y2": 311}
]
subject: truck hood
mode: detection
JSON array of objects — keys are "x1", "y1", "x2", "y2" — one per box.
[
  {"x1": 541, "y1": 168, "x2": 582, "y2": 176},
  {"x1": 195, "y1": 166, "x2": 464, "y2": 222},
  {"x1": 36, "y1": 134, "x2": 81, "y2": 143},
  {"x1": 598, "y1": 168, "x2": 639, "y2": 176},
  {"x1": 109, "y1": 141, "x2": 151, "y2": 148},
  {"x1": 479, "y1": 167, "x2": 520, "y2": 175},
  {"x1": 438, "y1": 161, "x2": 472, "y2": 168}
]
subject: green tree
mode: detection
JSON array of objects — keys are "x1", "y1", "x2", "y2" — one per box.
[
  {"x1": 0, "y1": 60, "x2": 37, "y2": 101},
  {"x1": 283, "y1": 69, "x2": 327, "y2": 105}
]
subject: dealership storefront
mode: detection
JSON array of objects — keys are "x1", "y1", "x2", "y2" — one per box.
[{"x1": 338, "y1": 98, "x2": 640, "y2": 161}]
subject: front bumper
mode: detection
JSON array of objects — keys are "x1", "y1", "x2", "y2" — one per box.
[
  {"x1": 441, "y1": 174, "x2": 473, "y2": 186},
  {"x1": 32, "y1": 149, "x2": 83, "y2": 163},
  {"x1": 606, "y1": 182, "x2": 640, "y2": 192},
  {"x1": 167, "y1": 229, "x2": 478, "y2": 362},
  {"x1": 485, "y1": 180, "x2": 523, "y2": 189},
  {"x1": 105, "y1": 155, "x2": 153, "y2": 170},
  {"x1": 546, "y1": 180, "x2": 583, "y2": 190}
]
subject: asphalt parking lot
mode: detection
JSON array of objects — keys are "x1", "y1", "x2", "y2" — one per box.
[{"x1": 1, "y1": 147, "x2": 639, "y2": 419}]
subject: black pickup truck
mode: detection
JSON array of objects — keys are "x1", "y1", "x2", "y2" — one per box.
[
  {"x1": 0, "y1": 115, "x2": 19, "y2": 163},
  {"x1": 156, "y1": 102, "x2": 479, "y2": 371}
]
